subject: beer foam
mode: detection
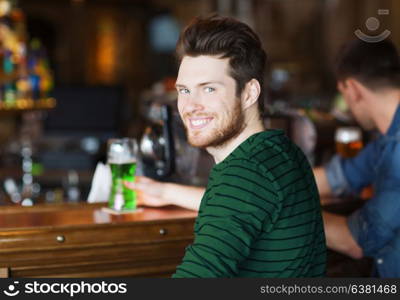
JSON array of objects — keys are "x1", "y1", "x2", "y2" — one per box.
[
  {"x1": 335, "y1": 127, "x2": 361, "y2": 143},
  {"x1": 108, "y1": 158, "x2": 137, "y2": 164},
  {"x1": 107, "y1": 140, "x2": 138, "y2": 164}
]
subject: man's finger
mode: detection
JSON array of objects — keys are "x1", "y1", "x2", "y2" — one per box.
[
  {"x1": 136, "y1": 193, "x2": 167, "y2": 207},
  {"x1": 135, "y1": 176, "x2": 155, "y2": 184},
  {"x1": 124, "y1": 180, "x2": 148, "y2": 191},
  {"x1": 124, "y1": 181, "x2": 136, "y2": 189}
]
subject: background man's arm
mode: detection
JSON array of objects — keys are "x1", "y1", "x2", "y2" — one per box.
[
  {"x1": 313, "y1": 167, "x2": 332, "y2": 199},
  {"x1": 317, "y1": 142, "x2": 377, "y2": 201},
  {"x1": 314, "y1": 165, "x2": 363, "y2": 258},
  {"x1": 322, "y1": 211, "x2": 363, "y2": 259}
]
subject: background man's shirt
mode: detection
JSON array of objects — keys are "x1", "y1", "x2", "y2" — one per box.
[
  {"x1": 173, "y1": 130, "x2": 326, "y2": 277},
  {"x1": 325, "y1": 104, "x2": 400, "y2": 277}
]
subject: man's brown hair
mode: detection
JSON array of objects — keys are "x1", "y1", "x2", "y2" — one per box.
[
  {"x1": 335, "y1": 39, "x2": 400, "y2": 91},
  {"x1": 176, "y1": 15, "x2": 267, "y2": 116}
]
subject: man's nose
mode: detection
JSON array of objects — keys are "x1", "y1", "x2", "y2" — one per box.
[{"x1": 184, "y1": 92, "x2": 205, "y2": 112}]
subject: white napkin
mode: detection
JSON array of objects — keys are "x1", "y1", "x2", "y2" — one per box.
[{"x1": 87, "y1": 162, "x2": 112, "y2": 203}]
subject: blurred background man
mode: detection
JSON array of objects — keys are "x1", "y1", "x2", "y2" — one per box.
[{"x1": 314, "y1": 39, "x2": 400, "y2": 278}]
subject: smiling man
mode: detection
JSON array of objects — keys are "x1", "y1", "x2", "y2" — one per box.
[
  {"x1": 176, "y1": 55, "x2": 251, "y2": 152},
  {"x1": 169, "y1": 15, "x2": 326, "y2": 277}
]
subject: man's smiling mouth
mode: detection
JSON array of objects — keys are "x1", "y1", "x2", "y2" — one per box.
[{"x1": 188, "y1": 117, "x2": 214, "y2": 129}]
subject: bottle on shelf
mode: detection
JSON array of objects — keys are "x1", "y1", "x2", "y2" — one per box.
[{"x1": 0, "y1": 0, "x2": 54, "y2": 110}]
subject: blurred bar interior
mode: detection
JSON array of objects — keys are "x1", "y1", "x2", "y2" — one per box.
[{"x1": 0, "y1": 0, "x2": 399, "y2": 277}]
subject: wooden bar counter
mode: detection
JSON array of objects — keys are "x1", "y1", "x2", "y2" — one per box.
[
  {"x1": 0, "y1": 203, "x2": 197, "y2": 278},
  {"x1": 0, "y1": 198, "x2": 372, "y2": 278}
]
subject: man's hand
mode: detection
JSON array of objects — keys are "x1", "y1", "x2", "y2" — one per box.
[
  {"x1": 125, "y1": 176, "x2": 204, "y2": 211},
  {"x1": 322, "y1": 211, "x2": 363, "y2": 259},
  {"x1": 124, "y1": 176, "x2": 172, "y2": 207}
]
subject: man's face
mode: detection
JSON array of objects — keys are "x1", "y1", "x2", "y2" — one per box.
[
  {"x1": 176, "y1": 55, "x2": 245, "y2": 148},
  {"x1": 337, "y1": 80, "x2": 375, "y2": 130}
]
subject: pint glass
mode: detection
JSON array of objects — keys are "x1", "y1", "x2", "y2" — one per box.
[
  {"x1": 335, "y1": 127, "x2": 363, "y2": 158},
  {"x1": 107, "y1": 138, "x2": 138, "y2": 211},
  {"x1": 335, "y1": 127, "x2": 373, "y2": 199}
]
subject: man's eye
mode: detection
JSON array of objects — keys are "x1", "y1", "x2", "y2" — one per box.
[
  {"x1": 204, "y1": 87, "x2": 215, "y2": 93},
  {"x1": 179, "y1": 88, "x2": 190, "y2": 94}
]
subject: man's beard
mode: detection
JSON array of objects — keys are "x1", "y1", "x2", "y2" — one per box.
[{"x1": 184, "y1": 100, "x2": 246, "y2": 149}]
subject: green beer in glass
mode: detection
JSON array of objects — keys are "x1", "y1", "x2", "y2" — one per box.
[{"x1": 107, "y1": 138, "x2": 138, "y2": 211}]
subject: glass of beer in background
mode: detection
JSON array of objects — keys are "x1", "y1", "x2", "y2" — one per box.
[
  {"x1": 335, "y1": 127, "x2": 363, "y2": 158},
  {"x1": 335, "y1": 127, "x2": 373, "y2": 199},
  {"x1": 107, "y1": 138, "x2": 138, "y2": 211}
]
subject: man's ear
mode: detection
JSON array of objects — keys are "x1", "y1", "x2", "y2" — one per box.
[
  {"x1": 337, "y1": 81, "x2": 346, "y2": 93},
  {"x1": 344, "y1": 78, "x2": 363, "y2": 103},
  {"x1": 242, "y1": 79, "x2": 261, "y2": 110}
]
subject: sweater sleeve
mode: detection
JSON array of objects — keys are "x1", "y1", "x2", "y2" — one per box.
[{"x1": 172, "y1": 161, "x2": 280, "y2": 278}]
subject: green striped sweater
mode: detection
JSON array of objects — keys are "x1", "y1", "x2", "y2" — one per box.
[{"x1": 173, "y1": 130, "x2": 326, "y2": 277}]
